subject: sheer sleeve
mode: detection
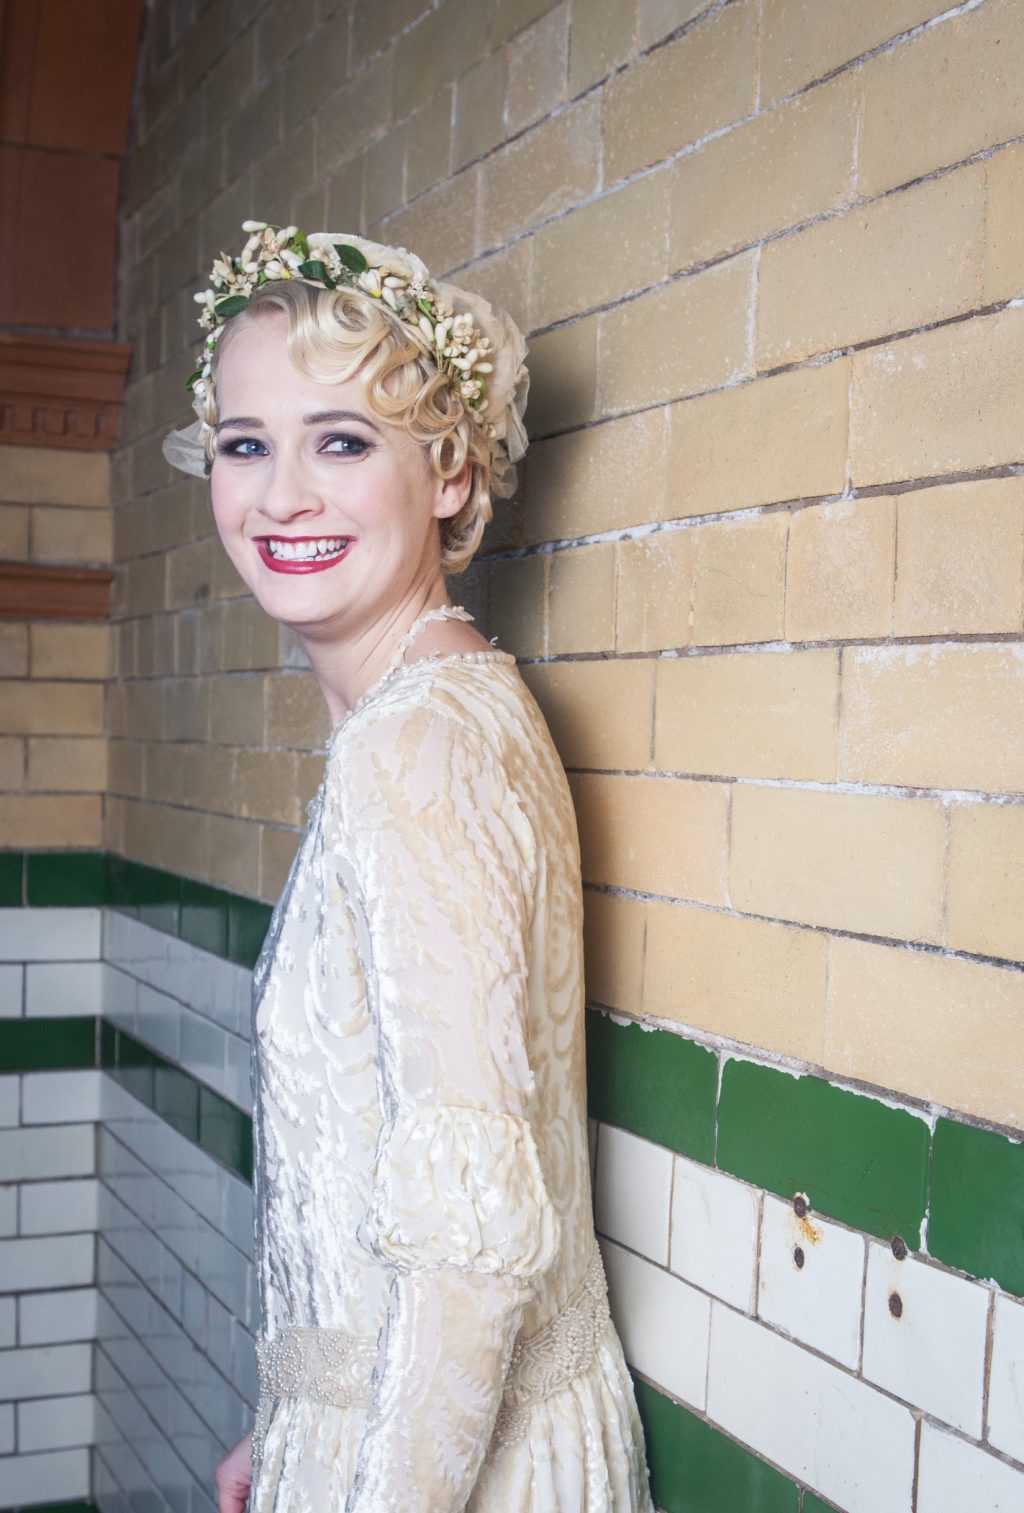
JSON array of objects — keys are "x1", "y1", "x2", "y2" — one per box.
[{"x1": 329, "y1": 697, "x2": 561, "y2": 1513}]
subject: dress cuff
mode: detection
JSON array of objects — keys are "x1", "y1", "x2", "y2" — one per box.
[{"x1": 358, "y1": 1104, "x2": 561, "y2": 1278}]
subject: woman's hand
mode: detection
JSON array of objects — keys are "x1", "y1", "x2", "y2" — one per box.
[{"x1": 215, "y1": 1430, "x2": 253, "y2": 1512}]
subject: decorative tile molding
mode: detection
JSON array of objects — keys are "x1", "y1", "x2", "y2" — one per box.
[
  {"x1": 0, "y1": 564, "x2": 114, "y2": 623},
  {"x1": 0, "y1": 335, "x2": 131, "y2": 453}
]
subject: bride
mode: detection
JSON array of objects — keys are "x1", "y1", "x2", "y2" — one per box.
[{"x1": 163, "y1": 223, "x2": 653, "y2": 1512}]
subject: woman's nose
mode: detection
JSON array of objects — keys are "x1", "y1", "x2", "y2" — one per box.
[{"x1": 256, "y1": 449, "x2": 324, "y2": 523}]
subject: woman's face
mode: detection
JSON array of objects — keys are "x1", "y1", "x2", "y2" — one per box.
[{"x1": 209, "y1": 311, "x2": 468, "y2": 640}]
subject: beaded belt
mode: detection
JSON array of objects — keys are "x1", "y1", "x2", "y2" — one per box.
[{"x1": 252, "y1": 1248, "x2": 611, "y2": 1475}]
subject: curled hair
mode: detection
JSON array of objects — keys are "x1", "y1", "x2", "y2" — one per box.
[{"x1": 201, "y1": 279, "x2": 494, "y2": 574}]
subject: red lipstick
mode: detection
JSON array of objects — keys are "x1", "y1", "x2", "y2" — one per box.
[{"x1": 254, "y1": 535, "x2": 355, "y2": 574}]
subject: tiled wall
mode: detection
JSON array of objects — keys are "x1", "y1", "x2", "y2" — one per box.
[{"x1": 1, "y1": 866, "x2": 1022, "y2": 1512}]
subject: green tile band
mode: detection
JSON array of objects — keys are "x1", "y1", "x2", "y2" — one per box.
[
  {"x1": 632, "y1": 1376, "x2": 799, "y2": 1513},
  {"x1": 2, "y1": 849, "x2": 1022, "y2": 1299},
  {"x1": 0, "y1": 1016, "x2": 97, "y2": 1074},
  {"x1": 0, "y1": 1503, "x2": 99, "y2": 1512}
]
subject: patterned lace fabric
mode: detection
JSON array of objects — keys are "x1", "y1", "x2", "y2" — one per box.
[{"x1": 252, "y1": 1248, "x2": 612, "y2": 1477}]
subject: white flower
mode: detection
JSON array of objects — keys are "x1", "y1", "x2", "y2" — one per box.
[
  {"x1": 241, "y1": 220, "x2": 267, "y2": 232},
  {"x1": 418, "y1": 314, "x2": 434, "y2": 342}
]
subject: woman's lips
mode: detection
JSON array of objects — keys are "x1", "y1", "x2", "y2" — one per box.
[{"x1": 254, "y1": 536, "x2": 356, "y2": 574}]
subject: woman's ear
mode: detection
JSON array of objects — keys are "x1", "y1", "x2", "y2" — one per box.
[{"x1": 432, "y1": 456, "x2": 474, "y2": 521}]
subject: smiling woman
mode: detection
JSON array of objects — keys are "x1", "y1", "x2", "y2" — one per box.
[{"x1": 161, "y1": 225, "x2": 654, "y2": 1513}]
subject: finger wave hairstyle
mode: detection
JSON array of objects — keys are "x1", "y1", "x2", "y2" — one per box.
[{"x1": 202, "y1": 278, "x2": 494, "y2": 574}]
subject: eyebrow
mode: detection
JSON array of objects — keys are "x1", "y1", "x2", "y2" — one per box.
[{"x1": 215, "y1": 409, "x2": 383, "y2": 434}]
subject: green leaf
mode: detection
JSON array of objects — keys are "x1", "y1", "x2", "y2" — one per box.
[
  {"x1": 186, "y1": 370, "x2": 204, "y2": 389},
  {"x1": 299, "y1": 259, "x2": 336, "y2": 288},
  {"x1": 214, "y1": 294, "x2": 249, "y2": 318},
  {"x1": 292, "y1": 230, "x2": 309, "y2": 256},
  {"x1": 416, "y1": 296, "x2": 434, "y2": 316},
  {"x1": 334, "y1": 243, "x2": 368, "y2": 274}
]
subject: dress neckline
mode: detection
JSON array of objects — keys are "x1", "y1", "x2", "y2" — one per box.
[{"x1": 325, "y1": 603, "x2": 516, "y2": 752}]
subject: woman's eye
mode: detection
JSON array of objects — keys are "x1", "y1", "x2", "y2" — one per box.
[
  {"x1": 322, "y1": 433, "x2": 371, "y2": 457},
  {"x1": 217, "y1": 437, "x2": 267, "y2": 458}
]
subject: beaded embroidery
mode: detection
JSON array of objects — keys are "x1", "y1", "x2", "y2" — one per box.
[{"x1": 250, "y1": 1247, "x2": 611, "y2": 1477}]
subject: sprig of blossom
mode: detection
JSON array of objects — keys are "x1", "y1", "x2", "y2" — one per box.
[{"x1": 188, "y1": 221, "x2": 497, "y2": 438}]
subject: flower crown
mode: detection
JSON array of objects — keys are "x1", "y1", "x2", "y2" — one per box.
[{"x1": 189, "y1": 221, "x2": 504, "y2": 442}]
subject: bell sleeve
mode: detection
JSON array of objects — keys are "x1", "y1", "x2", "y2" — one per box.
[{"x1": 330, "y1": 698, "x2": 561, "y2": 1513}]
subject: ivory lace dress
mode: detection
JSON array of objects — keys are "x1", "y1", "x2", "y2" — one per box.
[{"x1": 248, "y1": 604, "x2": 653, "y2": 1512}]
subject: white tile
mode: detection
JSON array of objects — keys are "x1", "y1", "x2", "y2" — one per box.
[
  {"x1": 20, "y1": 1287, "x2": 98, "y2": 1345},
  {"x1": 988, "y1": 1291, "x2": 1024, "y2": 1461},
  {"x1": 0, "y1": 1297, "x2": 15, "y2": 1346},
  {"x1": 0, "y1": 1074, "x2": 19, "y2": 1127},
  {"x1": 0, "y1": 908, "x2": 101, "y2": 961},
  {"x1": 917, "y1": 1420, "x2": 1024, "y2": 1512},
  {"x1": 25, "y1": 960, "x2": 104, "y2": 1016},
  {"x1": 707, "y1": 1301, "x2": 915, "y2": 1513},
  {"x1": 101, "y1": 962, "x2": 137, "y2": 1029},
  {"x1": 134, "y1": 982, "x2": 181, "y2": 1062},
  {"x1": 757, "y1": 1194, "x2": 864, "y2": 1368},
  {"x1": 180, "y1": 1008, "x2": 228, "y2": 1092},
  {"x1": 670, "y1": 1156, "x2": 759, "y2": 1311},
  {"x1": 17, "y1": 1392, "x2": 97, "y2": 1450},
  {"x1": 0, "y1": 1123, "x2": 94, "y2": 1179},
  {"x1": 0, "y1": 1186, "x2": 16, "y2": 1237},
  {"x1": 0, "y1": 964, "x2": 23, "y2": 1016},
  {"x1": 594, "y1": 1124, "x2": 673, "y2": 1264},
  {"x1": 223, "y1": 1030, "x2": 251, "y2": 1110},
  {"x1": 599, "y1": 1236, "x2": 710, "y2": 1410},
  {"x1": 863, "y1": 1242, "x2": 989, "y2": 1435},
  {"x1": 222, "y1": 1172, "x2": 255, "y2": 1260},
  {"x1": 20, "y1": 1178, "x2": 100, "y2": 1235},
  {"x1": 0, "y1": 1234, "x2": 94, "y2": 1292},
  {"x1": 22, "y1": 1069, "x2": 103, "y2": 1123},
  {"x1": 0, "y1": 1446, "x2": 90, "y2": 1503},
  {"x1": 0, "y1": 1403, "x2": 12, "y2": 1454},
  {"x1": 0, "y1": 1342, "x2": 92, "y2": 1397}
]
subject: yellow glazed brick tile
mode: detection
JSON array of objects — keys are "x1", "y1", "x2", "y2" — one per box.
[
  {"x1": 493, "y1": 0, "x2": 559, "y2": 48},
  {"x1": 456, "y1": 240, "x2": 532, "y2": 348},
  {"x1": 27, "y1": 737, "x2": 108, "y2": 794},
  {"x1": 671, "y1": 71, "x2": 858, "y2": 270},
  {"x1": 581, "y1": 888, "x2": 645, "y2": 1013},
  {"x1": 31, "y1": 507, "x2": 112, "y2": 564},
  {"x1": 603, "y1": 0, "x2": 757, "y2": 182},
  {"x1": 481, "y1": 97, "x2": 600, "y2": 246},
  {"x1": 29, "y1": 624, "x2": 110, "y2": 681},
  {"x1": 577, "y1": 773, "x2": 729, "y2": 902},
  {"x1": 265, "y1": 672, "x2": 331, "y2": 749},
  {"x1": 362, "y1": 128, "x2": 407, "y2": 227},
  {"x1": 204, "y1": 812, "x2": 263, "y2": 897},
  {"x1": 180, "y1": 744, "x2": 237, "y2": 819},
  {"x1": 525, "y1": 314, "x2": 599, "y2": 434},
  {"x1": 985, "y1": 141, "x2": 1024, "y2": 303},
  {"x1": 894, "y1": 479, "x2": 1024, "y2": 637},
  {"x1": 569, "y1": 0, "x2": 635, "y2": 93},
  {"x1": 947, "y1": 801, "x2": 1024, "y2": 963},
  {"x1": 506, "y1": 4, "x2": 567, "y2": 134},
  {"x1": 122, "y1": 553, "x2": 167, "y2": 619},
  {"x1": 615, "y1": 529, "x2": 696, "y2": 654},
  {"x1": 0, "y1": 681, "x2": 103, "y2": 736},
  {"x1": 655, "y1": 649, "x2": 839, "y2": 781},
  {"x1": 859, "y1": 0, "x2": 1024, "y2": 197},
  {"x1": 107, "y1": 739, "x2": 144, "y2": 800},
  {"x1": 404, "y1": 87, "x2": 454, "y2": 199},
  {"x1": 208, "y1": 674, "x2": 267, "y2": 747},
  {"x1": 520, "y1": 658, "x2": 655, "y2": 770},
  {"x1": 761, "y1": 0, "x2": 942, "y2": 103},
  {"x1": 826, "y1": 936, "x2": 1024, "y2": 1129},
  {"x1": 260, "y1": 824, "x2": 302, "y2": 902},
  {"x1": 637, "y1": 0, "x2": 708, "y2": 49},
  {"x1": 523, "y1": 408, "x2": 668, "y2": 543},
  {"x1": 487, "y1": 555, "x2": 548, "y2": 659},
  {"x1": 122, "y1": 798, "x2": 209, "y2": 880},
  {"x1": 598, "y1": 253, "x2": 755, "y2": 414},
  {"x1": 378, "y1": 167, "x2": 480, "y2": 278},
  {"x1": 0, "y1": 794, "x2": 101, "y2": 849},
  {"x1": 235, "y1": 749, "x2": 302, "y2": 827},
  {"x1": 453, "y1": 51, "x2": 506, "y2": 172},
  {"x1": 785, "y1": 496, "x2": 895, "y2": 642},
  {"x1": 757, "y1": 167, "x2": 984, "y2": 367},
  {"x1": 0, "y1": 504, "x2": 29, "y2": 558},
  {"x1": 220, "y1": 597, "x2": 285, "y2": 672},
  {"x1": 0, "y1": 737, "x2": 23, "y2": 790},
  {"x1": 352, "y1": 0, "x2": 431, "y2": 58},
  {"x1": 144, "y1": 742, "x2": 184, "y2": 806},
  {"x1": 533, "y1": 170, "x2": 672, "y2": 329},
  {"x1": 840, "y1": 644, "x2": 1024, "y2": 793},
  {"x1": 690, "y1": 512, "x2": 788, "y2": 647},
  {"x1": 548, "y1": 544, "x2": 616, "y2": 654},
  {"x1": 0, "y1": 624, "x2": 28, "y2": 677},
  {"x1": 392, "y1": 0, "x2": 488, "y2": 115},
  {"x1": 669, "y1": 360, "x2": 849, "y2": 519},
  {"x1": 0, "y1": 447, "x2": 108, "y2": 507},
  {"x1": 731, "y1": 785, "x2": 944, "y2": 943},
  {"x1": 850, "y1": 306, "x2": 1024, "y2": 487},
  {"x1": 644, "y1": 901, "x2": 826, "y2": 1063}
]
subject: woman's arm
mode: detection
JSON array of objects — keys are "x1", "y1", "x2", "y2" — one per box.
[{"x1": 330, "y1": 699, "x2": 560, "y2": 1513}]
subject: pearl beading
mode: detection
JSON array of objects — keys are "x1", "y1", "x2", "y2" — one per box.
[{"x1": 250, "y1": 1248, "x2": 611, "y2": 1476}]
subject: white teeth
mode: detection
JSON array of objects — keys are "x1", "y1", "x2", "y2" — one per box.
[{"x1": 265, "y1": 537, "x2": 349, "y2": 561}]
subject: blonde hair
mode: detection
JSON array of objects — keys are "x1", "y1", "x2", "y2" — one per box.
[{"x1": 201, "y1": 279, "x2": 494, "y2": 574}]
